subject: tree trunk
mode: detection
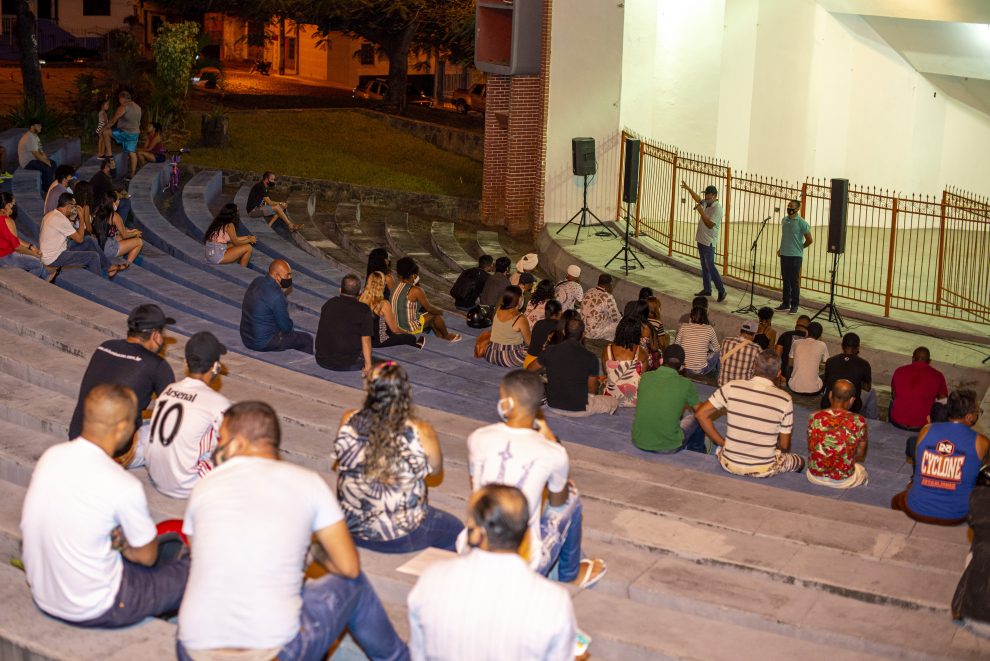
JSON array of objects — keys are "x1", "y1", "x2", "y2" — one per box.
[
  {"x1": 278, "y1": 17, "x2": 286, "y2": 75},
  {"x1": 382, "y1": 21, "x2": 418, "y2": 114},
  {"x1": 16, "y1": 0, "x2": 45, "y2": 108}
]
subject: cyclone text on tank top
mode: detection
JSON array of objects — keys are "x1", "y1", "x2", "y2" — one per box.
[{"x1": 907, "y1": 421, "x2": 981, "y2": 520}]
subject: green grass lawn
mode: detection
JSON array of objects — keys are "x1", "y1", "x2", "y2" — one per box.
[{"x1": 180, "y1": 109, "x2": 482, "y2": 199}]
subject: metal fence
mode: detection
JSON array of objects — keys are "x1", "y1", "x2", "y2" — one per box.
[{"x1": 617, "y1": 131, "x2": 990, "y2": 325}]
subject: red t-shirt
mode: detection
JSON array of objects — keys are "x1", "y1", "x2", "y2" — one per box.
[
  {"x1": 890, "y1": 361, "x2": 948, "y2": 428},
  {"x1": 0, "y1": 215, "x2": 20, "y2": 258}
]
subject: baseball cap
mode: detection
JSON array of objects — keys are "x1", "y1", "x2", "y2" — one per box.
[
  {"x1": 185, "y1": 331, "x2": 227, "y2": 366},
  {"x1": 567, "y1": 265, "x2": 581, "y2": 278},
  {"x1": 127, "y1": 304, "x2": 175, "y2": 331},
  {"x1": 741, "y1": 320, "x2": 758, "y2": 334},
  {"x1": 704, "y1": 185, "x2": 718, "y2": 195}
]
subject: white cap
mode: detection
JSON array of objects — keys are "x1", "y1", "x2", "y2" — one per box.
[
  {"x1": 517, "y1": 253, "x2": 538, "y2": 272},
  {"x1": 567, "y1": 264, "x2": 581, "y2": 278}
]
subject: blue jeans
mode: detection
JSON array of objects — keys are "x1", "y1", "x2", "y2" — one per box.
[
  {"x1": 262, "y1": 330, "x2": 314, "y2": 354},
  {"x1": 176, "y1": 572, "x2": 408, "y2": 661},
  {"x1": 0, "y1": 252, "x2": 47, "y2": 278},
  {"x1": 538, "y1": 489, "x2": 583, "y2": 582},
  {"x1": 25, "y1": 159, "x2": 56, "y2": 191},
  {"x1": 780, "y1": 255, "x2": 802, "y2": 307},
  {"x1": 697, "y1": 242, "x2": 725, "y2": 296},
  {"x1": 860, "y1": 388, "x2": 878, "y2": 420},
  {"x1": 48, "y1": 235, "x2": 114, "y2": 278},
  {"x1": 355, "y1": 506, "x2": 463, "y2": 553},
  {"x1": 685, "y1": 352, "x2": 720, "y2": 377}
]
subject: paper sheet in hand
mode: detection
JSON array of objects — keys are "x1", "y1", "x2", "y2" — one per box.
[{"x1": 396, "y1": 548, "x2": 457, "y2": 576}]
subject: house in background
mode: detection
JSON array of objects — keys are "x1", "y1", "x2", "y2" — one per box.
[{"x1": 0, "y1": 0, "x2": 135, "y2": 55}]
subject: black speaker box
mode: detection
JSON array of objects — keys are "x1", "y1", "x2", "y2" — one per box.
[
  {"x1": 828, "y1": 178, "x2": 849, "y2": 254},
  {"x1": 572, "y1": 137, "x2": 596, "y2": 176},
  {"x1": 623, "y1": 139, "x2": 641, "y2": 204}
]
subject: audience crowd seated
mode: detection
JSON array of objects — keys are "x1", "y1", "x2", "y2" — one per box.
[
  {"x1": 240, "y1": 259, "x2": 314, "y2": 354},
  {"x1": 602, "y1": 316, "x2": 647, "y2": 407},
  {"x1": 890, "y1": 347, "x2": 949, "y2": 432},
  {"x1": 315, "y1": 273, "x2": 374, "y2": 373},
  {"x1": 40, "y1": 192, "x2": 124, "y2": 279},
  {"x1": 0, "y1": 192, "x2": 47, "y2": 278},
  {"x1": 449, "y1": 254, "x2": 493, "y2": 311},
  {"x1": 92, "y1": 192, "x2": 143, "y2": 268},
  {"x1": 391, "y1": 256, "x2": 461, "y2": 343},
  {"x1": 484, "y1": 285, "x2": 531, "y2": 367},
  {"x1": 528, "y1": 317, "x2": 618, "y2": 417},
  {"x1": 245, "y1": 171, "x2": 301, "y2": 232},
  {"x1": 788, "y1": 321, "x2": 828, "y2": 396},
  {"x1": 334, "y1": 362, "x2": 462, "y2": 553},
  {"x1": 717, "y1": 319, "x2": 761, "y2": 386},
  {"x1": 806, "y1": 379, "x2": 870, "y2": 489},
  {"x1": 675, "y1": 305, "x2": 720, "y2": 376},
  {"x1": 361, "y1": 270, "x2": 424, "y2": 349},
  {"x1": 633, "y1": 344, "x2": 706, "y2": 454},
  {"x1": 203, "y1": 203, "x2": 256, "y2": 267},
  {"x1": 582, "y1": 273, "x2": 622, "y2": 341},
  {"x1": 367, "y1": 247, "x2": 397, "y2": 297},
  {"x1": 554, "y1": 264, "x2": 584, "y2": 311},
  {"x1": 821, "y1": 332, "x2": 876, "y2": 419}
]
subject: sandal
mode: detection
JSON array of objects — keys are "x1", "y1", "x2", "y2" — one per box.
[
  {"x1": 448, "y1": 334, "x2": 462, "y2": 343},
  {"x1": 108, "y1": 264, "x2": 125, "y2": 279},
  {"x1": 572, "y1": 558, "x2": 607, "y2": 589},
  {"x1": 416, "y1": 336, "x2": 427, "y2": 349}
]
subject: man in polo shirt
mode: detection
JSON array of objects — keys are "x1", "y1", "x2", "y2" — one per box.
[
  {"x1": 806, "y1": 379, "x2": 869, "y2": 489},
  {"x1": 21, "y1": 383, "x2": 189, "y2": 628},
  {"x1": 527, "y1": 317, "x2": 618, "y2": 417},
  {"x1": 240, "y1": 259, "x2": 314, "y2": 353},
  {"x1": 774, "y1": 314, "x2": 809, "y2": 379},
  {"x1": 632, "y1": 344, "x2": 704, "y2": 453},
  {"x1": 245, "y1": 171, "x2": 300, "y2": 231},
  {"x1": 696, "y1": 350, "x2": 806, "y2": 477},
  {"x1": 718, "y1": 320, "x2": 761, "y2": 386},
  {"x1": 408, "y1": 485, "x2": 578, "y2": 660},
  {"x1": 890, "y1": 347, "x2": 949, "y2": 432},
  {"x1": 820, "y1": 332, "x2": 876, "y2": 418},
  {"x1": 177, "y1": 401, "x2": 407, "y2": 660},
  {"x1": 315, "y1": 273, "x2": 374, "y2": 373},
  {"x1": 776, "y1": 200, "x2": 813, "y2": 314},
  {"x1": 681, "y1": 181, "x2": 727, "y2": 303},
  {"x1": 69, "y1": 303, "x2": 176, "y2": 467},
  {"x1": 39, "y1": 192, "x2": 122, "y2": 279}
]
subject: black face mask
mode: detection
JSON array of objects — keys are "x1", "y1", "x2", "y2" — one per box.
[
  {"x1": 267, "y1": 180, "x2": 275, "y2": 189},
  {"x1": 280, "y1": 277, "x2": 293, "y2": 290}
]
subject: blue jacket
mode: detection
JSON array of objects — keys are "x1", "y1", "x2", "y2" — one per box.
[{"x1": 240, "y1": 275, "x2": 293, "y2": 350}]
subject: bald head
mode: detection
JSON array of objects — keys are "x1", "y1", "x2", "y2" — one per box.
[
  {"x1": 81, "y1": 384, "x2": 138, "y2": 453},
  {"x1": 268, "y1": 259, "x2": 291, "y2": 278},
  {"x1": 828, "y1": 379, "x2": 856, "y2": 410}
]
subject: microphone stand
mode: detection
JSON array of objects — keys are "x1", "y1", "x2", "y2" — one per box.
[{"x1": 734, "y1": 215, "x2": 772, "y2": 315}]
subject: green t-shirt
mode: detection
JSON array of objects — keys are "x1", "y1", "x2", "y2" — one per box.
[
  {"x1": 631, "y1": 367, "x2": 700, "y2": 452},
  {"x1": 779, "y1": 215, "x2": 811, "y2": 257}
]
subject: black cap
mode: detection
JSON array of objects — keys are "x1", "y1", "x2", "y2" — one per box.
[
  {"x1": 127, "y1": 303, "x2": 175, "y2": 331},
  {"x1": 703, "y1": 185, "x2": 718, "y2": 195},
  {"x1": 185, "y1": 331, "x2": 227, "y2": 366}
]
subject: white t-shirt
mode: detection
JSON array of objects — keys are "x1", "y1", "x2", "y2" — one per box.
[
  {"x1": 178, "y1": 457, "x2": 344, "y2": 651},
  {"x1": 39, "y1": 209, "x2": 75, "y2": 265},
  {"x1": 17, "y1": 130, "x2": 40, "y2": 168},
  {"x1": 466, "y1": 423, "x2": 569, "y2": 567},
  {"x1": 20, "y1": 439, "x2": 158, "y2": 622},
  {"x1": 408, "y1": 549, "x2": 576, "y2": 661},
  {"x1": 145, "y1": 377, "x2": 230, "y2": 499},
  {"x1": 788, "y1": 337, "x2": 830, "y2": 393}
]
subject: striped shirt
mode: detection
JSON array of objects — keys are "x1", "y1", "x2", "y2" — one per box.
[
  {"x1": 390, "y1": 281, "x2": 423, "y2": 333},
  {"x1": 708, "y1": 376, "x2": 793, "y2": 469},
  {"x1": 718, "y1": 336, "x2": 760, "y2": 386},
  {"x1": 408, "y1": 549, "x2": 576, "y2": 661},
  {"x1": 675, "y1": 323, "x2": 720, "y2": 372}
]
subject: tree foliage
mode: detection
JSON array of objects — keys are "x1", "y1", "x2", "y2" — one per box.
[{"x1": 153, "y1": 21, "x2": 202, "y2": 97}]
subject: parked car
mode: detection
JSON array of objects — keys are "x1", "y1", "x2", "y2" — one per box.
[
  {"x1": 451, "y1": 83, "x2": 486, "y2": 114},
  {"x1": 39, "y1": 46, "x2": 101, "y2": 65},
  {"x1": 352, "y1": 78, "x2": 433, "y2": 107}
]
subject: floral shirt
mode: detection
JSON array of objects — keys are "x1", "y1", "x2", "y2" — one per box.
[
  {"x1": 581, "y1": 287, "x2": 621, "y2": 341},
  {"x1": 554, "y1": 280, "x2": 583, "y2": 312},
  {"x1": 807, "y1": 408, "x2": 866, "y2": 480}
]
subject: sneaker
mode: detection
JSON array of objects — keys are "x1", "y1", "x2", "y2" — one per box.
[
  {"x1": 775, "y1": 303, "x2": 789, "y2": 311},
  {"x1": 788, "y1": 306, "x2": 799, "y2": 314},
  {"x1": 694, "y1": 290, "x2": 712, "y2": 297},
  {"x1": 716, "y1": 291, "x2": 727, "y2": 303}
]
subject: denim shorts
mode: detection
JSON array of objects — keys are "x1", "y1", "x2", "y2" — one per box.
[
  {"x1": 103, "y1": 236, "x2": 120, "y2": 259},
  {"x1": 204, "y1": 242, "x2": 226, "y2": 264}
]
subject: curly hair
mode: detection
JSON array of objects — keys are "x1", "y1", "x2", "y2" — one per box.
[
  {"x1": 359, "y1": 270, "x2": 387, "y2": 315},
  {"x1": 203, "y1": 203, "x2": 240, "y2": 244},
  {"x1": 352, "y1": 362, "x2": 414, "y2": 483},
  {"x1": 529, "y1": 279, "x2": 554, "y2": 306}
]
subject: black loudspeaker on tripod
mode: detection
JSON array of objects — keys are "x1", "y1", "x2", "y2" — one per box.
[
  {"x1": 813, "y1": 178, "x2": 849, "y2": 334},
  {"x1": 607, "y1": 138, "x2": 644, "y2": 274},
  {"x1": 557, "y1": 137, "x2": 615, "y2": 244}
]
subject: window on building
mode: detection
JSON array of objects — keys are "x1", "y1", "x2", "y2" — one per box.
[
  {"x1": 359, "y1": 43, "x2": 375, "y2": 66},
  {"x1": 83, "y1": 0, "x2": 112, "y2": 16}
]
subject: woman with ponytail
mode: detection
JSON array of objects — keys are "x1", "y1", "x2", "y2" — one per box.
[{"x1": 333, "y1": 362, "x2": 463, "y2": 552}]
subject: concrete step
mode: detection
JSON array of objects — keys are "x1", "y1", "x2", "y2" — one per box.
[{"x1": 429, "y1": 221, "x2": 476, "y2": 271}]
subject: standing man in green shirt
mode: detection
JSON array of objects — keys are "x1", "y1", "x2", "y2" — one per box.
[
  {"x1": 777, "y1": 200, "x2": 813, "y2": 314},
  {"x1": 632, "y1": 345, "x2": 705, "y2": 453}
]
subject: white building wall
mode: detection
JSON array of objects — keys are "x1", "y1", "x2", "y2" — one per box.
[{"x1": 55, "y1": 0, "x2": 133, "y2": 37}]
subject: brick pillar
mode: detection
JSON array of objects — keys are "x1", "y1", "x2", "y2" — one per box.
[{"x1": 480, "y1": 0, "x2": 553, "y2": 237}]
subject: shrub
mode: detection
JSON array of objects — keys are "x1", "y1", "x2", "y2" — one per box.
[{"x1": 1, "y1": 98, "x2": 70, "y2": 140}]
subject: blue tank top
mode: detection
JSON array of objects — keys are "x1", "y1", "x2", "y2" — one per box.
[{"x1": 907, "y1": 422, "x2": 981, "y2": 520}]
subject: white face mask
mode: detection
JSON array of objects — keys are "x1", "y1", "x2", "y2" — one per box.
[
  {"x1": 496, "y1": 397, "x2": 513, "y2": 422},
  {"x1": 413, "y1": 275, "x2": 420, "y2": 286}
]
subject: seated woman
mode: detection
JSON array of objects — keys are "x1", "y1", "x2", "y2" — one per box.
[
  {"x1": 524, "y1": 278, "x2": 554, "y2": 328},
  {"x1": 625, "y1": 298, "x2": 663, "y2": 369},
  {"x1": 334, "y1": 362, "x2": 463, "y2": 552},
  {"x1": 391, "y1": 256, "x2": 461, "y2": 342},
  {"x1": 0, "y1": 192, "x2": 47, "y2": 278},
  {"x1": 602, "y1": 316, "x2": 648, "y2": 407},
  {"x1": 136, "y1": 122, "x2": 166, "y2": 168},
  {"x1": 485, "y1": 285, "x2": 531, "y2": 368},
  {"x1": 359, "y1": 270, "x2": 425, "y2": 349},
  {"x1": 72, "y1": 180, "x2": 95, "y2": 237},
  {"x1": 202, "y1": 203, "x2": 256, "y2": 267},
  {"x1": 675, "y1": 305, "x2": 720, "y2": 376},
  {"x1": 92, "y1": 192, "x2": 143, "y2": 269},
  {"x1": 367, "y1": 247, "x2": 396, "y2": 298},
  {"x1": 524, "y1": 299, "x2": 562, "y2": 369},
  {"x1": 754, "y1": 306, "x2": 777, "y2": 350}
]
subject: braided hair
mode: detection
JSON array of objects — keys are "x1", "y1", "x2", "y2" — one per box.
[{"x1": 352, "y1": 362, "x2": 414, "y2": 483}]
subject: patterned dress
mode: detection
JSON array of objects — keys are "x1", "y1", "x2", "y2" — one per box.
[
  {"x1": 581, "y1": 287, "x2": 621, "y2": 340},
  {"x1": 603, "y1": 345, "x2": 643, "y2": 407},
  {"x1": 807, "y1": 409, "x2": 866, "y2": 480},
  {"x1": 334, "y1": 413, "x2": 429, "y2": 542}
]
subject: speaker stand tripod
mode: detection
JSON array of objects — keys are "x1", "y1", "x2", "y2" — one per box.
[
  {"x1": 605, "y1": 202, "x2": 644, "y2": 274},
  {"x1": 812, "y1": 252, "x2": 846, "y2": 335},
  {"x1": 734, "y1": 215, "x2": 772, "y2": 315},
  {"x1": 557, "y1": 175, "x2": 615, "y2": 245}
]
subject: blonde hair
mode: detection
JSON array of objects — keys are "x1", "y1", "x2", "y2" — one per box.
[
  {"x1": 359, "y1": 271, "x2": 386, "y2": 314},
  {"x1": 646, "y1": 296, "x2": 662, "y2": 321}
]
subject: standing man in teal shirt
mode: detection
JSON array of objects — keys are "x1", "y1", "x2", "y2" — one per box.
[{"x1": 776, "y1": 200, "x2": 813, "y2": 314}]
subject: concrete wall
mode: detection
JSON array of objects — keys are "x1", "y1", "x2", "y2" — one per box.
[{"x1": 53, "y1": 0, "x2": 132, "y2": 37}]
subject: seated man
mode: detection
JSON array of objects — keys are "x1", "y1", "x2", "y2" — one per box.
[
  {"x1": 890, "y1": 346, "x2": 949, "y2": 432},
  {"x1": 145, "y1": 331, "x2": 230, "y2": 499},
  {"x1": 891, "y1": 390, "x2": 989, "y2": 526},
  {"x1": 245, "y1": 171, "x2": 300, "y2": 231},
  {"x1": 17, "y1": 119, "x2": 56, "y2": 190},
  {"x1": 449, "y1": 254, "x2": 493, "y2": 311},
  {"x1": 176, "y1": 401, "x2": 407, "y2": 661},
  {"x1": 787, "y1": 321, "x2": 828, "y2": 395},
  {"x1": 806, "y1": 379, "x2": 869, "y2": 489},
  {"x1": 581, "y1": 273, "x2": 621, "y2": 341},
  {"x1": 69, "y1": 303, "x2": 176, "y2": 467},
  {"x1": 44, "y1": 164, "x2": 76, "y2": 215},
  {"x1": 718, "y1": 319, "x2": 761, "y2": 386},
  {"x1": 696, "y1": 350, "x2": 806, "y2": 478},
  {"x1": 315, "y1": 273, "x2": 374, "y2": 372},
  {"x1": 478, "y1": 255, "x2": 511, "y2": 310},
  {"x1": 21, "y1": 383, "x2": 189, "y2": 627},
  {"x1": 774, "y1": 314, "x2": 809, "y2": 380},
  {"x1": 632, "y1": 344, "x2": 705, "y2": 454},
  {"x1": 40, "y1": 192, "x2": 123, "y2": 278},
  {"x1": 408, "y1": 484, "x2": 578, "y2": 660},
  {"x1": 391, "y1": 256, "x2": 461, "y2": 342},
  {"x1": 240, "y1": 259, "x2": 314, "y2": 353},
  {"x1": 820, "y1": 332, "x2": 877, "y2": 419},
  {"x1": 527, "y1": 317, "x2": 619, "y2": 417},
  {"x1": 466, "y1": 370, "x2": 606, "y2": 588},
  {"x1": 553, "y1": 264, "x2": 584, "y2": 312}
]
